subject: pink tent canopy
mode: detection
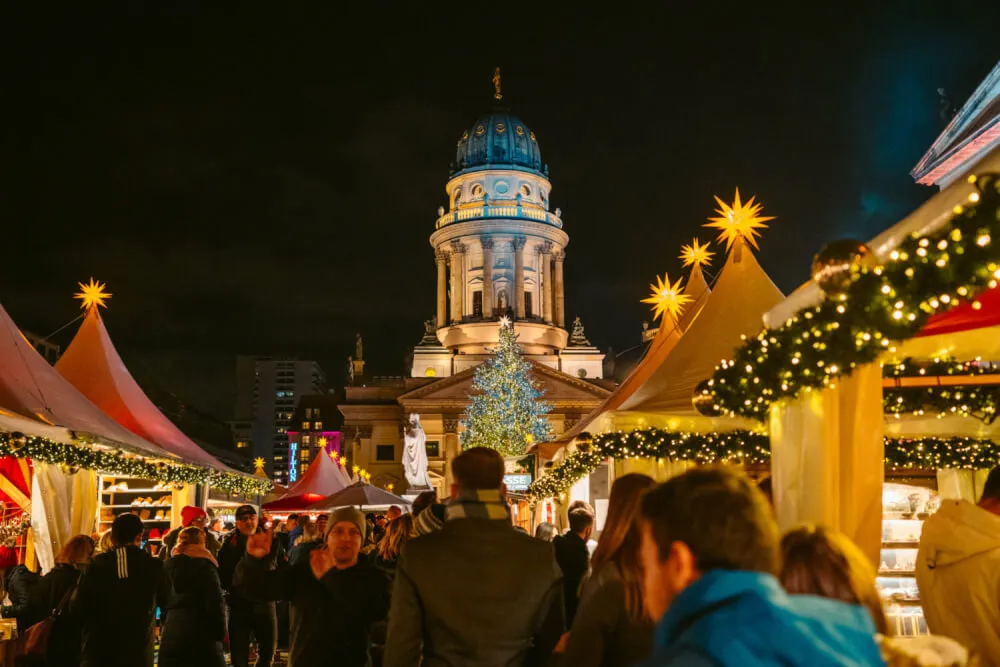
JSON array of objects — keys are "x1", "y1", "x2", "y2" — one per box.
[
  {"x1": 55, "y1": 308, "x2": 229, "y2": 471},
  {"x1": 0, "y1": 304, "x2": 172, "y2": 459},
  {"x1": 263, "y1": 446, "x2": 352, "y2": 511}
]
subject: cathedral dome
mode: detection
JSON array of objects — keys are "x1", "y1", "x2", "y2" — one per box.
[{"x1": 454, "y1": 110, "x2": 544, "y2": 176}]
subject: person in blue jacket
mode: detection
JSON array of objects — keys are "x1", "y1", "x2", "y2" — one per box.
[{"x1": 638, "y1": 467, "x2": 885, "y2": 667}]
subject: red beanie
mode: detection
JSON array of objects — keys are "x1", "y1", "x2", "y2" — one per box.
[{"x1": 181, "y1": 506, "x2": 207, "y2": 527}]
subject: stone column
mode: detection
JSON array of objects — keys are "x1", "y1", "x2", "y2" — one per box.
[
  {"x1": 443, "y1": 417, "x2": 461, "y2": 490},
  {"x1": 541, "y1": 241, "x2": 554, "y2": 324},
  {"x1": 512, "y1": 237, "x2": 526, "y2": 319},
  {"x1": 553, "y1": 250, "x2": 566, "y2": 328},
  {"x1": 481, "y1": 236, "x2": 494, "y2": 319},
  {"x1": 450, "y1": 242, "x2": 467, "y2": 323},
  {"x1": 435, "y1": 250, "x2": 448, "y2": 328}
]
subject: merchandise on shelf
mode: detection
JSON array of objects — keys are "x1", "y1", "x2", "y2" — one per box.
[{"x1": 96, "y1": 475, "x2": 175, "y2": 556}]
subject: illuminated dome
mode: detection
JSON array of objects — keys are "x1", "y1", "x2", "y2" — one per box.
[{"x1": 454, "y1": 110, "x2": 544, "y2": 176}]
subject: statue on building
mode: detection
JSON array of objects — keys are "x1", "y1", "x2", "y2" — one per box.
[
  {"x1": 497, "y1": 289, "x2": 509, "y2": 314},
  {"x1": 569, "y1": 316, "x2": 592, "y2": 347},
  {"x1": 419, "y1": 318, "x2": 439, "y2": 345},
  {"x1": 355, "y1": 333, "x2": 364, "y2": 361},
  {"x1": 347, "y1": 356, "x2": 355, "y2": 384},
  {"x1": 402, "y1": 413, "x2": 432, "y2": 490}
]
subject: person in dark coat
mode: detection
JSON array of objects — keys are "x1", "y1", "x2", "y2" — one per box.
[
  {"x1": 159, "y1": 526, "x2": 226, "y2": 667},
  {"x1": 160, "y1": 506, "x2": 221, "y2": 562},
  {"x1": 23, "y1": 534, "x2": 94, "y2": 667},
  {"x1": 72, "y1": 513, "x2": 170, "y2": 667},
  {"x1": 553, "y1": 506, "x2": 594, "y2": 626},
  {"x1": 288, "y1": 520, "x2": 322, "y2": 567},
  {"x1": 218, "y1": 504, "x2": 284, "y2": 667},
  {"x1": 384, "y1": 447, "x2": 564, "y2": 667},
  {"x1": 0, "y1": 561, "x2": 40, "y2": 632},
  {"x1": 236, "y1": 507, "x2": 390, "y2": 667}
]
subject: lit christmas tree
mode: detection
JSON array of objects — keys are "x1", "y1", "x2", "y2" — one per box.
[{"x1": 461, "y1": 317, "x2": 554, "y2": 457}]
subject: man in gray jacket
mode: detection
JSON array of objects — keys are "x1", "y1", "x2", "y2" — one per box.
[{"x1": 384, "y1": 447, "x2": 564, "y2": 667}]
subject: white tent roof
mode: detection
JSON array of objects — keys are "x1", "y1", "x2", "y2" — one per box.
[{"x1": 0, "y1": 304, "x2": 175, "y2": 459}]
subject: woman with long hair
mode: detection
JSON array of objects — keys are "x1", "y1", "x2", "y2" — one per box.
[
  {"x1": 779, "y1": 525, "x2": 889, "y2": 635},
  {"x1": 289, "y1": 519, "x2": 322, "y2": 566},
  {"x1": 374, "y1": 514, "x2": 414, "y2": 575},
  {"x1": 25, "y1": 534, "x2": 94, "y2": 667},
  {"x1": 562, "y1": 473, "x2": 656, "y2": 667}
]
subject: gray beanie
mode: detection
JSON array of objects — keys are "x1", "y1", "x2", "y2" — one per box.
[{"x1": 328, "y1": 507, "x2": 366, "y2": 540}]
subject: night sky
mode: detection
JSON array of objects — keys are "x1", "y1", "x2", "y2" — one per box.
[{"x1": 1, "y1": 3, "x2": 997, "y2": 420}]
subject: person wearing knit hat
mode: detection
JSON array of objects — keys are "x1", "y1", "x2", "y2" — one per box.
[
  {"x1": 159, "y1": 506, "x2": 220, "y2": 563},
  {"x1": 235, "y1": 506, "x2": 389, "y2": 667}
]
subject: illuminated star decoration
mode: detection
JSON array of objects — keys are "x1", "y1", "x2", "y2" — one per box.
[
  {"x1": 641, "y1": 273, "x2": 693, "y2": 321},
  {"x1": 253, "y1": 457, "x2": 266, "y2": 471},
  {"x1": 318, "y1": 436, "x2": 328, "y2": 449},
  {"x1": 706, "y1": 188, "x2": 774, "y2": 251},
  {"x1": 74, "y1": 278, "x2": 112, "y2": 311},
  {"x1": 679, "y1": 238, "x2": 715, "y2": 267},
  {"x1": 498, "y1": 315, "x2": 512, "y2": 329}
]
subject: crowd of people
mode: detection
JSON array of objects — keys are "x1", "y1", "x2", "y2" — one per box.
[{"x1": 2, "y1": 450, "x2": 1000, "y2": 666}]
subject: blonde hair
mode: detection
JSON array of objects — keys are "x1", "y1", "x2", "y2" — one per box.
[
  {"x1": 377, "y1": 514, "x2": 414, "y2": 561},
  {"x1": 780, "y1": 525, "x2": 889, "y2": 635},
  {"x1": 590, "y1": 473, "x2": 656, "y2": 622},
  {"x1": 177, "y1": 526, "x2": 206, "y2": 547},
  {"x1": 98, "y1": 530, "x2": 114, "y2": 554},
  {"x1": 57, "y1": 534, "x2": 95, "y2": 565},
  {"x1": 295, "y1": 521, "x2": 318, "y2": 547}
]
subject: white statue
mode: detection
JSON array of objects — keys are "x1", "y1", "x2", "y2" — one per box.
[{"x1": 403, "y1": 414, "x2": 431, "y2": 489}]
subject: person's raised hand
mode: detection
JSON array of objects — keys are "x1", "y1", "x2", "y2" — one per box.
[
  {"x1": 246, "y1": 527, "x2": 273, "y2": 559},
  {"x1": 310, "y1": 545, "x2": 335, "y2": 580}
]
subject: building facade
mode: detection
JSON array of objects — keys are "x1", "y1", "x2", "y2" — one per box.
[
  {"x1": 232, "y1": 355, "x2": 326, "y2": 485},
  {"x1": 341, "y1": 78, "x2": 612, "y2": 498},
  {"x1": 285, "y1": 393, "x2": 343, "y2": 483}
]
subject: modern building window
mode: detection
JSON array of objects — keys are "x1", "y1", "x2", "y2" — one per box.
[
  {"x1": 525, "y1": 292, "x2": 534, "y2": 317},
  {"x1": 305, "y1": 408, "x2": 313, "y2": 418},
  {"x1": 300, "y1": 449, "x2": 311, "y2": 461},
  {"x1": 314, "y1": 421, "x2": 323, "y2": 429},
  {"x1": 236, "y1": 441, "x2": 248, "y2": 449},
  {"x1": 376, "y1": 444, "x2": 395, "y2": 462},
  {"x1": 314, "y1": 409, "x2": 321, "y2": 418},
  {"x1": 302, "y1": 421, "x2": 310, "y2": 430},
  {"x1": 426, "y1": 440, "x2": 440, "y2": 458},
  {"x1": 302, "y1": 435, "x2": 311, "y2": 445},
  {"x1": 472, "y1": 290, "x2": 483, "y2": 318}
]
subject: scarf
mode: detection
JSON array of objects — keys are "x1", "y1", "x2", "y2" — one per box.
[
  {"x1": 445, "y1": 488, "x2": 512, "y2": 522},
  {"x1": 172, "y1": 543, "x2": 219, "y2": 567}
]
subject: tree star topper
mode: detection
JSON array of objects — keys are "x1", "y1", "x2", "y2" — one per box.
[
  {"x1": 498, "y1": 315, "x2": 512, "y2": 329},
  {"x1": 253, "y1": 457, "x2": 266, "y2": 471},
  {"x1": 74, "y1": 278, "x2": 112, "y2": 311},
  {"x1": 680, "y1": 238, "x2": 715, "y2": 267},
  {"x1": 705, "y1": 188, "x2": 774, "y2": 251},
  {"x1": 641, "y1": 273, "x2": 692, "y2": 321}
]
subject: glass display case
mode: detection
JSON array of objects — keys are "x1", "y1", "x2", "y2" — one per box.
[{"x1": 877, "y1": 483, "x2": 940, "y2": 636}]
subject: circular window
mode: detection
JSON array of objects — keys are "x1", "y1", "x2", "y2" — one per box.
[
  {"x1": 495, "y1": 123, "x2": 506, "y2": 133},
  {"x1": 495, "y1": 181, "x2": 509, "y2": 195},
  {"x1": 425, "y1": 367, "x2": 437, "y2": 377},
  {"x1": 475, "y1": 125, "x2": 485, "y2": 136},
  {"x1": 520, "y1": 184, "x2": 532, "y2": 197},
  {"x1": 577, "y1": 368, "x2": 588, "y2": 378},
  {"x1": 516, "y1": 126, "x2": 525, "y2": 136},
  {"x1": 471, "y1": 184, "x2": 484, "y2": 197}
]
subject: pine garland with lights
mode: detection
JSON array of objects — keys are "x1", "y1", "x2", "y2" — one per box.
[
  {"x1": 708, "y1": 174, "x2": 1000, "y2": 420},
  {"x1": 0, "y1": 432, "x2": 271, "y2": 496},
  {"x1": 460, "y1": 319, "x2": 553, "y2": 457},
  {"x1": 885, "y1": 385, "x2": 1000, "y2": 423},
  {"x1": 528, "y1": 429, "x2": 1000, "y2": 503}
]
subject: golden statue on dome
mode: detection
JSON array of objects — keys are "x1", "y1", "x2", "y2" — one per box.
[{"x1": 493, "y1": 67, "x2": 502, "y2": 101}]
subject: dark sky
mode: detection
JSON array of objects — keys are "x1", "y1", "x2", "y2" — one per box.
[{"x1": 1, "y1": 3, "x2": 997, "y2": 420}]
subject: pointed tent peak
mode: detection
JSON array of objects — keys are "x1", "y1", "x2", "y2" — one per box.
[
  {"x1": 706, "y1": 189, "x2": 774, "y2": 251},
  {"x1": 74, "y1": 278, "x2": 111, "y2": 312},
  {"x1": 678, "y1": 262, "x2": 712, "y2": 332},
  {"x1": 263, "y1": 439, "x2": 352, "y2": 510},
  {"x1": 680, "y1": 238, "x2": 714, "y2": 268},
  {"x1": 55, "y1": 301, "x2": 228, "y2": 471},
  {"x1": 641, "y1": 273, "x2": 692, "y2": 322}
]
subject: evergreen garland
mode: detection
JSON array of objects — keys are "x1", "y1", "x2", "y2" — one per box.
[
  {"x1": 0, "y1": 432, "x2": 271, "y2": 496},
  {"x1": 707, "y1": 174, "x2": 1000, "y2": 421},
  {"x1": 460, "y1": 320, "x2": 554, "y2": 457}
]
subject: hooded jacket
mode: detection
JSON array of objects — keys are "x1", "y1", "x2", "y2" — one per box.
[
  {"x1": 72, "y1": 545, "x2": 170, "y2": 667},
  {"x1": 160, "y1": 554, "x2": 226, "y2": 667},
  {"x1": 645, "y1": 570, "x2": 883, "y2": 666},
  {"x1": 917, "y1": 499, "x2": 1000, "y2": 665}
]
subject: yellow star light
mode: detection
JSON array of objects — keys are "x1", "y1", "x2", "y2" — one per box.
[
  {"x1": 253, "y1": 457, "x2": 266, "y2": 471},
  {"x1": 318, "y1": 436, "x2": 328, "y2": 449},
  {"x1": 641, "y1": 273, "x2": 693, "y2": 321},
  {"x1": 705, "y1": 188, "x2": 774, "y2": 251},
  {"x1": 679, "y1": 238, "x2": 715, "y2": 267},
  {"x1": 74, "y1": 278, "x2": 112, "y2": 311}
]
